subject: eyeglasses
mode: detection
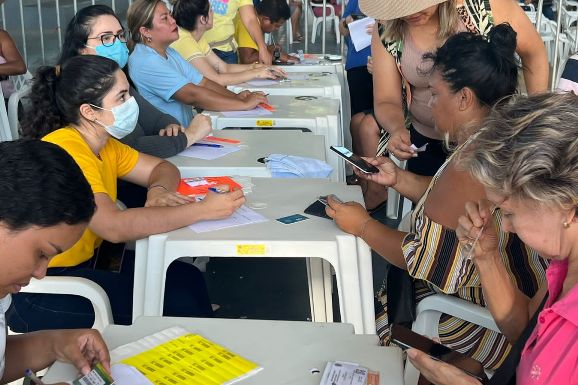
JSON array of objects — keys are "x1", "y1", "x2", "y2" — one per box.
[{"x1": 87, "y1": 31, "x2": 128, "y2": 47}]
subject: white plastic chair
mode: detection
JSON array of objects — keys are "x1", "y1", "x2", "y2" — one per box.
[
  {"x1": 404, "y1": 294, "x2": 500, "y2": 385},
  {"x1": 20, "y1": 277, "x2": 114, "y2": 331},
  {"x1": 7, "y1": 71, "x2": 33, "y2": 140},
  {"x1": 309, "y1": 1, "x2": 341, "y2": 44},
  {"x1": 0, "y1": 84, "x2": 11, "y2": 142}
]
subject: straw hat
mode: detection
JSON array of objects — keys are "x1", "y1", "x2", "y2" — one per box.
[{"x1": 359, "y1": 0, "x2": 448, "y2": 21}]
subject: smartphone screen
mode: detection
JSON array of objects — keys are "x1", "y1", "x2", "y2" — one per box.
[
  {"x1": 390, "y1": 325, "x2": 487, "y2": 382},
  {"x1": 330, "y1": 146, "x2": 379, "y2": 174}
]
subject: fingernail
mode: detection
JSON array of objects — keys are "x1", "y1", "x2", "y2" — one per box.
[{"x1": 406, "y1": 349, "x2": 417, "y2": 359}]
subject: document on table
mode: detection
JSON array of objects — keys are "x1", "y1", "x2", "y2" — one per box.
[
  {"x1": 220, "y1": 106, "x2": 273, "y2": 118},
  {"x1": 177, "y1": 142, "x2": 241, "y2": 160},
  {"x1": 286, "y1": 73, "x2": 309, "y2": 81},
  {"x1": 111, "y1": 364, "x2": 153, "y2": 385},
  {"x1": 245, "y1": 78, "x2": 279, "y2": 86},
  {"x1": 189, "y1": 205, "x2": 268, "y2": 233},
  {"x1": 348, "y1": 17, "x2": 375, "y2": 51}
]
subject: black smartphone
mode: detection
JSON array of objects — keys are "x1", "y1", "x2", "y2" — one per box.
[
  {"x1": 330, "y1": 146, "x2": 379, "y2": 174},
  {"x1": 390, "y1": 325, "x2": 487, "y2": 382},
  {"x1": 350, "y1": 13, "x2": 365, "y2": 20}
]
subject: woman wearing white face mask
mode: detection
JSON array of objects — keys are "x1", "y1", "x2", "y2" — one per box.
[
  {"x1": 10, "y1": 55, "x2": 246, "y2": 332},
  {"x1": 59, "y1": 5, "x2": 212, "y2": 159}
]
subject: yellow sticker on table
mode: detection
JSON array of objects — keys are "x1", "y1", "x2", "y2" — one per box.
[
  {"x1": 236, "y1": 244, "x2": 267, "y2": 255},
  {"x1": 255, "y1": 119, "x2": 274, "y2": 127}
]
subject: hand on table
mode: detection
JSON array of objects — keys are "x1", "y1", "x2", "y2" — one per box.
[
  {"x1": 240, "y1": 92, "x2": 268, "y2": 110},
  {"x1": 185, "y1": 114, "x2": 213, "y2": 145},
  {"x1": 199, "y1": 186, "x2": 246, "y2": 219},
  {"x1": 325, "y1": 195, "x2": 371, "y2": 236},
  {"x1": 145, "y1": 188, "x2": 194, "y2": 207},
  {"x1": 407, "y1": 349, "x2": 482, "y2": 385},
  {"x1": 50, "y1": 329, "x2": 110, "y2": 377},
  {"x1": 158, "y1": 124, "x2": 184, "y2": 137}
]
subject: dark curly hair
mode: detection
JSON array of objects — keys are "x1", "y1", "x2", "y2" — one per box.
[
  {"x1": 22, "y1": 55, "x2": 119, "y2": 139},
  {"x1": 0, "y1": 139, "x2": 95, "y2": 231},
  {"x1": 172, "y1": 0, "x2": 210, "y2": 31}
]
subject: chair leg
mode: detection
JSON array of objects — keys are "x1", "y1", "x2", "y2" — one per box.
[
  {"x1": 334, "y1": 16, "x2": 340, "y2": 44},
  {"x1": 311, "y1": 18, "x2": 319, "y2": 44}
]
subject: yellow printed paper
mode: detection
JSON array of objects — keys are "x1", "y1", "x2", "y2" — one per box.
[
  {"x1": 121, "y1": 334, "x2": 261, "y2": 385},
  {"x1": 236, "y1": 244, "x2": 267, "y2": 255}
]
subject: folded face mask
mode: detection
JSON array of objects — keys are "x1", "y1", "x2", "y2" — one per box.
[{"x1": 264, "y1": 154, "x2": 333, "y2": 178}]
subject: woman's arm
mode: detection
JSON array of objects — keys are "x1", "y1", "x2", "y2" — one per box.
[
  {"x1": 173, "y1": 79, "x2": 264, "y2": 111},
  {"x1": 3, "y1": 329, "x2": 109, "y2": 383},
  {"x1": 325, "y1": 196, "x2": 408, "y2": 268},
  {"x1": 239, "y1": 5, "x2": 272, "y2": 65},
  {"x1": 88, "y1": 153, "x2": 246, "y2": 243},
  {"x1": 490, "y1": 0, "x2": 549, "y2": 93},
  {"x1": 0, "y1": 30, "x2": 26, "y2": 76},
  {"x1": 371, "y1": 25, "x2": 415, "y2": 159},
  {"x1": 190, "y1": 55, "x2": 274, "y2": 86},
  {"x1": 457, "y1": 200, "x2": 548, "y2": 342}
]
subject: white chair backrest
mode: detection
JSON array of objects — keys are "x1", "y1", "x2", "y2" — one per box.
[
  {"x1": 20, "y1": 276, "x2": 114, "y2": 331},
  {"x1": 0, "y1": 85, "x2": 11, "y2": 142},
  {"x1": 7, "y1": 71, "x2": 33, "y2": 140}
]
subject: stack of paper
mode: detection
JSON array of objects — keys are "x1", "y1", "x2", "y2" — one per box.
[
  {"x1": 178, "y1": 142, "x2": 241, "y2": 160},
  {"x1": 320, "y1": 361, "x2": 379, "y2": 385},
  {"x1": 220, "y1": 106, "x2": 273, "y2": 118},
  {"x1": 188, "y1": 205, "x2": 268, "y2": 233},
  {"x1": 110, "y1": 327, "x2": 263, "y2": 385}
]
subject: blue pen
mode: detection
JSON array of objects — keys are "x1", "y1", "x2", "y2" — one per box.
[
  {"x1": 208, "y1": 187, "x2": 225, "y2": 193},
  {"x1": 25, "y1": 369, "x2": 46, "y2": 385},
  {"x1": 193, "y1": 143, "x2": 223, "y2": 148}
]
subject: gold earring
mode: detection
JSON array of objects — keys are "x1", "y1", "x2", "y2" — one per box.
[
  {"x1": 563, "y1": 222, "x2": 570, "y2": 229},
  {"x1": 146, "y1": 36, "x2": 152, "y2": 43}
]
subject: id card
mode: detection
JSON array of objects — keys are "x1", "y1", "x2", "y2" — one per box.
[{"x1": 72, "y1": 363, "x2": 114, "y2": 385}]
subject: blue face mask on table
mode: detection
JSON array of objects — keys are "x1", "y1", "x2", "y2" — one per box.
[
  {"x1": 92, "y1": 39, "x2": 130, "y2": 68},
  {"x1": 91, "y1": 96, "x2": 139, "y2": 139}
]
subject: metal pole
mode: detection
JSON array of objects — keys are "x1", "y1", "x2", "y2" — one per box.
[
  {"x1": 19, "y1": 0, "x2": 27, "y2": 65},
  {"x1": 551, "y1": 0, "x2": 564, "y2": 90},
  {"x1": 304, "y1": 0, "x2": 308, "y2": 52},
  {"x1": 322, "y1": 0, "x2": 326, "y2": 55},
  {"x1": 37, "y1": 0, "x2": 46, "y2": 64},
  {"x1": 536, "y1": 0, "x2": 544, "y2": 31},
  {"x1": 56, "y1": 0, "x2": 62, "y2": 50},
  {"x1": 1, "y1": 4, "x2": 5, "y2": 30}
]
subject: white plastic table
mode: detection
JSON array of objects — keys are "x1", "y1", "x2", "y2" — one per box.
[
  {"x1": 43, "y1": 317, "x2": 404, "y2": 385},
  {"x1": 168, "y1": 130, "x2": 327, "y2": 178},
  {"x1": 133, "y1": 178, "x2": 375, "y2": 334},
  {"x1": 204, "y1": 95, "x2": 345, "y2": 181}
]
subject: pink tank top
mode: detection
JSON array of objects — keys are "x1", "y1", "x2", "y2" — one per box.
[{"x1": 400, "y1": 20, "x2": 468, "y2": 140}]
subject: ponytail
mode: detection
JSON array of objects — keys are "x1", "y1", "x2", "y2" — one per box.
[{"x1": 22, "y1": 55, "x2": 119, "y2": 139}]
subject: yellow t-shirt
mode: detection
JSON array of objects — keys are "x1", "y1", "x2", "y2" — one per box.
[
  {"x1": 42, "y1": 127, "x2": 139, "y2": 267},
  {"x1": 171, "y1": 28, "x2": 212, "y2": 61},
  {"x1": 234, "y1": 15, "x2": 258, "y2": 50},
  {"x1": 203, "y1": 0, "x2": 254, "y2": 51}
]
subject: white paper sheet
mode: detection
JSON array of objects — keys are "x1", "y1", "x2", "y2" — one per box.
[
  {"x1": 188, "y1": 205, "x2": 268, "y2": 233},
  {"x1": 220, "y1": 106, "x2": 273, "y2": 118},
  {"x1": 111, "y1": 364, "x2": 154, "y2": 385},
  {"x1": 286, "y1": 73, "x2": 309, "y2": 80},
  {"x1": 178, "y1": 143, "x2": 241, "y2": 160},
  {"x1": 348, "y1": 17, "x2": 375, "y2": 51},
  {"x1": 245, "y1": 79, "x2": 279, "y2": 86}
]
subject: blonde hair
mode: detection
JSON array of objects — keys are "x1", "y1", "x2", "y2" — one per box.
[
  {"x1": 380, "y1": 0, "x2": 458, "y2": 42},
  {"x1": 460, "y1": 93, "x2": 578, "y2": 210},
  {"x1": 127, "y1": 0, "x2": 163, "y2": 50}
]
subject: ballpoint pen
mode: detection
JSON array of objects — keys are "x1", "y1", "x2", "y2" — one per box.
[
  {"x1": 25, "y1": 369, "x2": 46, "y2": 385},
  {"x1": 192, "y1": 143, "x2": 223, "y2": 148}
]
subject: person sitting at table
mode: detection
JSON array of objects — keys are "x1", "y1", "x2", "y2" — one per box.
[
  {"x1": 326, "y1": 24, "x2": 548, "y2": 370},
  {"x1": 236, "y1": 0, "x2": 299, "y2": 65},
  {"x1": 59, "y1": 4, "x2": 213, "y2": 209},
  {"x1": 0, "y1": 28, "x2": 26, "y2": 118},
  {"x1": 204, "y1": 0, "x2": 272, "y2": 65},
  {"x1": 10, "y1": 55, "x2": 246, "y2": 332},
  {"x1": 127, "y1": 0, "x2": 268, "y2": 127},
  {"x1": 410, "y1": 92, "x2": 578, "y2": 385},
  {"x1": 0, "y1": 139, "x2": 110, "y2": 383},
  {"x1": 171, "y1": 0, "x2": 286, "y2": 86}
]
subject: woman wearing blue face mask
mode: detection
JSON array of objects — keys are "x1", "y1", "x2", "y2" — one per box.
[
  {"x1": 59, "y1": 5, "x2": 212, "y2": 159},
  {"x1": 10, "y1": 55, "x2": 246, "y2": 332},
  {"x1": 59, "y1": 5, "x2": 213, "y2": 209}
]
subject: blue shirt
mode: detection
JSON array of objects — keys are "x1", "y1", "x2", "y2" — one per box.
[
  {"x1": 343, "y1": 0, "x2": 372, "y2": 71},
  {"x1": 128, "y1": 44, "x2": 203, "y2": 126}
]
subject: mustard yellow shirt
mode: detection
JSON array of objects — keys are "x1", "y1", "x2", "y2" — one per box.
[
  {"x1": 203, "y1": 0, "x2": 254, "y2": 51},
  {"x1": 171, "y1": 28, "x2": 212, "y2": 61},
  {"x1": 234, "y1": 15, "x2": 258, "y2": 51},
  {"x1": 42, "y1": 127, "x2": 139, "y2": 267}
]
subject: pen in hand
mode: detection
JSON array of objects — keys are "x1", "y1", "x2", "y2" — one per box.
[{"x1": 25, "y1": 369, "x2": 46, "y2": 385}]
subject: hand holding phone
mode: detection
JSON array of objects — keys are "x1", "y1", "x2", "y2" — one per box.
[
  {"x1": 390, "y1": 325, "x2": 487, "y2": 382},
  {"x1": 330, "y1": 146, "x2": 379, "y2": 174}
]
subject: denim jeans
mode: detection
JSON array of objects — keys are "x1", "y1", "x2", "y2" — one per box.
[
  {"x1": 7, "y1": 251, "x2": 213, "y2": 332},
  {"x1": 212, "y1": 49, "x2": 239, "y2": 64}
]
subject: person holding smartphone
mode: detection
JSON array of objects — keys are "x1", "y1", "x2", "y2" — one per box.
[
  {"x1": 326, "y1": 25, "x2": 548, "y2": 371},
  {"x1": 410, "y1": 93, "x2": 578, "y2": 385}
]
